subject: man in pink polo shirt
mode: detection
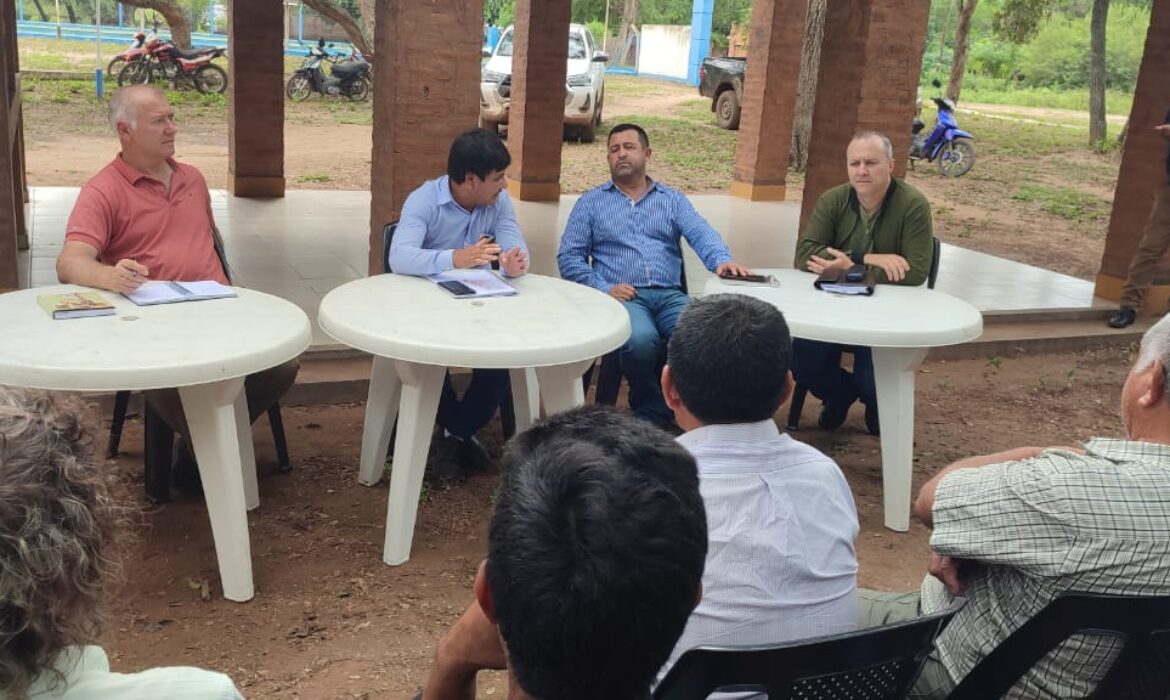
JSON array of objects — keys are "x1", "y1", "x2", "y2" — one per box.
[{"x1": 57, "y1": 85, "x2": 297, "y2": 495}]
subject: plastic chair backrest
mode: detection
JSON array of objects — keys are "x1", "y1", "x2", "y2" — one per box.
[
  {"x1": 382, "y1": 221, "x2": 398, "y2": 274},
  {"x1": 654, "y1": 597, "x2": 966, "y2": 700},
  {"x1": 946, "y1": 592, "x2": 1170, "y2": 700},
  {"x1": 927, "y1": 236, "x2": 941, "y2": 289}
]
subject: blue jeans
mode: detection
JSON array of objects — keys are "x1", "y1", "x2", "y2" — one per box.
[
  {"x1": 791, "y1": 340, "x2": 876, "y2": 410},
  {"x1": 436, "y1": 369, "x2": 510, "y2": 439},
  {"x1": 620, "y1": 288, "x2": 690, "y2": 425}
]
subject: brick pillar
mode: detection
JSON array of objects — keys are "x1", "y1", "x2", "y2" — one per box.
[
  {"x1": 368, "y1": 0, "x2": 484, "y2": 274},
  {"x1": 1094, "y1": 0, "x2": 1170, "y2": 310},
  {"x1": 227, "y1": 0, "x2": 285, "y2": 197},
  {"x1": 506, "y1": 0, "x2": 571, "y2": 202},
  {"x1": 800, "y1": 0, "x2": 930, "y2": 231},
  {"x1": 0, "y1": 0, "x2": 26, "y2": 291},
  {"x1": 730, "y1": 0, "x2": 808, "y2": 202}
]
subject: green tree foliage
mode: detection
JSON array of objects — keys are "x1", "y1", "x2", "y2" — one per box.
[
  {"x1": 487, "y1": 0, "x2": 750, "y2": 46},
  {"x1": 1016, "y1": 4, "x2": 1147, "y2": 90}
]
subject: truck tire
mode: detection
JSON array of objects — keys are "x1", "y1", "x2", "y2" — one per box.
[{"x1": 715, "y1": 89, "x2": 741, "y2": 130}]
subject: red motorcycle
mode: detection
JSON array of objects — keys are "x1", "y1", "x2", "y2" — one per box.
[
  {"x1": 106, "y1": 31, "x2": 148, "y2": 78},
  {"x1": 117, "y1": 36, "x2": 228, "y2": 95}
]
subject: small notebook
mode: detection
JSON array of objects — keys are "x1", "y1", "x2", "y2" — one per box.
[
  {"x1": 125, "y1": 280, "x2": 237, "y2": 306},
  {"x1": 37, "y1": 291, "x2": 116, "y2": 319},
  {"x1": 814, "y1": 265, "x2": 877, "y2": 296},
  {"x1": 427, "y1": 269, "x2": 518, "y2": 298}
]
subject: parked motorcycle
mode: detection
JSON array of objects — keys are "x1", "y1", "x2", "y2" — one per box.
[
  {"x1": 106, "y1": 31, "x2": 148, "y2": 78},
  {"x1": 910, "y1": 79, "x2": 975, "y2": 177},
  {"x1": 286, "y1": 38, "x2": 371, "y2": 102},
  {"x1": 117, "y1": 36, "x2": 228, "y2": 95}
]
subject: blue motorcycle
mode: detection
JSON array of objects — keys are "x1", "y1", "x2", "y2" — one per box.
[{"x1": 910, "y1": 79, "x2": 975, "y2": 177}]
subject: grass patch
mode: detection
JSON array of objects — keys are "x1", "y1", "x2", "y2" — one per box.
[
  {"x1": 1011, "y1": 184, "x2": 1110, "y2": 221},
  {"x1": 675, "y1": 97, "x2": 714, "y2": 124},
  {"x1": 296, "y1": 173, "x2": 333, "y2": 183}
]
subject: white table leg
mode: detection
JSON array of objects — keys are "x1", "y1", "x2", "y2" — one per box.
[
  {"x1": 535, "y1": 359, "x2": 594, "y2": 416},
  {"x1": 358, "y1": 355, "x2": 402, "y2": 487},
  {"x1": 871, "y1": 347, "x2": 929, "y2": 532},
  {"x1": 382, "y1": 360, "x2": 446, "y2": 565},
  {"x1": 234, "y1": 387, "x2": 259, "y2": 511},
  {"x1": 509, "y1": 367, "x2": 540, "y2": 432},
  {"x1": 179, "y1": 377, "x2": 254, "y2": 603}
]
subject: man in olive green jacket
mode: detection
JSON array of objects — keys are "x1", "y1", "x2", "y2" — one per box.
[{"x1": 792, "y1": 131, "x2": 935, "y2": 435}]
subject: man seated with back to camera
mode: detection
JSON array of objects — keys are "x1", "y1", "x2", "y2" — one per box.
[
  {"x1": 417, "y1": 407, "x2": 708, "y2": 700},
  {"x1": 658, "y1": 293, "x2": 860, "y2": 682},
  {"x1": 389, "y1": 127, "x2": 530, "y2": 480},
  {"x1": 792, "y1": 130, "x2": 934, "y2": 437}
]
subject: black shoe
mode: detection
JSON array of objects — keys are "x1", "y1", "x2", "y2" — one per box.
[
  {"x1": 1109, "y1": 306, "x2": 1137, "y2": 329},
  {"x1": 171, "y1": 438, "x2": 204, "y2": 497},
  {"x1": 817, "y1": 401, "x2": 851, "y2": 431},
  {"x1": 864, "y1": 402, "x2": 880, "y2": 436},
  {"x1": 425, "y1": 435, "x2": 464, "y2": 482},
  {"x1": 457, "y1": 435, "x2": 493, "y2": 473}
]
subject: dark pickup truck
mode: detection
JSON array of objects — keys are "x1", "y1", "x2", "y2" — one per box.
[{"x1": 698, "y1": 56, "x2": 745, "y2": 130}]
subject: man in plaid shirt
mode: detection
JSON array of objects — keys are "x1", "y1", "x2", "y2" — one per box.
[{"x1": 860, "y1": 315, "x2": 1170, "y2": 698}]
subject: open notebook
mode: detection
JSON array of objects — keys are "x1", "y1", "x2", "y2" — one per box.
[{"x1": 125, "y1": 280, "x2": 237, "y2": 306}]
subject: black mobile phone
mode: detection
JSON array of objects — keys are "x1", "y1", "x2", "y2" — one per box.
[
  {"x1": 719, "y1": 271, "x2": 769, "y2": 283},
  {"x1": 479, "y1": 234, "x2": 496, "y2": 244},
  {"x1": 437, "y1": 280, "x2": 476, "y2": 296},
  {"x1": 845, "y1": 266, "x2": 866, "y2": 283}
]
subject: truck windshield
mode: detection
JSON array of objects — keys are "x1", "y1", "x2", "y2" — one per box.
[{"x1": 494, "y1": 29, "x2": 587, "y2": 60}]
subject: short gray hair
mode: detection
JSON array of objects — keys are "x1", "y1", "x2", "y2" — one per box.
[
  {"x1": 106, "y1": 85, "x2": 165, "y2": 134},
  {"x1": 1137, "y1": 314, "x2": 1170, "y2": 378},
  {"x1": 850, "y1": 130, "x2": 894, "y2": 161}
]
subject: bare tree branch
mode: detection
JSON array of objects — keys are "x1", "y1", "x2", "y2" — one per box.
[
  {"x1": 301, "y1": 0, "x2": 373, "y2": 57},
  {"x1": 117, "y1": 0, "x2": 193, "y2": 48}
]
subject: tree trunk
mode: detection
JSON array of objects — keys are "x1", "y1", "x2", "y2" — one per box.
[
  {"x1": 1088, "y1": 0, "x2": 1109, "y2": 146},
  {"x1": 946, "y1": 0, "x2": 978, "y2": 103},
  {"x1": 63, "y1": 0, "x2": 77, "y2": 24},
  {"x1": 357, "y1": 0, "x2": 375, "y2": 48},
  {"x1": 30, "y1": 0, "x2": 50, "y2": 22},
  {"x1": 790, "y1": 0, "x2": 827, "y2": 171},
  {"x1": 302, "y1": 0, "x2": 373, "y2": 58},
  {"x1": 615, "y1": 0, "x2": 639, "y2": 65},
  {"x1": 1116, "y1": 118, "x2": 1129, "y2": 150},
  {"x1": 117, "y1": 0, "x2": 193, "y2": 48}
]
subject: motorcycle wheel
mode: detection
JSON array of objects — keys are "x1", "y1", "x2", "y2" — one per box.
[
  {"x1": 117, "y1": 61, "x2": 152, "y2": 87},
  {"x1": 286, "y1": 74, "x2": 312, "y2": 102},
  {"x1": 346, "y1": 76, "x2": 371, "y2": 102},
  {"x1": 107, "y1": 57, "x2": 127, "y2": 78},
  {"x1": 193, "y1": 64, "x2": 228, "y2": 95},
  {"x1": 937, "y1": 138, "x2": 975, "y2": 177}
]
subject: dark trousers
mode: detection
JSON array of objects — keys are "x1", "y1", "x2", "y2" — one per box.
[
  {"x1": 146, "y1": 359, "x2": 300, "y2": 442},
  {"x1": 792, "y1": 340, "x2": 876, "y2": 409},
  {"x1": 436, "y1": 368, "x2": 510, "y2": 439}
]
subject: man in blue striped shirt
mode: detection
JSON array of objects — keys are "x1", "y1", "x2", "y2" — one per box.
[
  {"x1": 389, "y1": 128, "x2": 530, "y2": 477},
  {"x1": 557, "y1": 123, "x2": 752, "y2": 426}
]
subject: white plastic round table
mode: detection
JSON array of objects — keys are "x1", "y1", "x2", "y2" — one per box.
[
  {"x1": 0, "y1": 285, "x2": 312, "y2": 602},
  {"x1": 318, "y1": 273, "x2": 630, "y2": 565},
  {"x1": 705, "y1": 269, "x2": 983, "y2": 531}
]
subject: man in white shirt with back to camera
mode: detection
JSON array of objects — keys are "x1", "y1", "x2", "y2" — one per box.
[{"x1": 658, "y1": 293, "x2": 860, "y2": 680}]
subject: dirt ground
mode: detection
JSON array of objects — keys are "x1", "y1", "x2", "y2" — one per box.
[
  {"x1": 19, "y1": 74, "x2": 1123, "y2": 280},
  {"x1": 92, "y1": 345, "x2": 1133, "y2": 698}
]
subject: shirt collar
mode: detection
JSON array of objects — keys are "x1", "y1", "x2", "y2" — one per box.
[
  {"x1": 1084, "y1": 437, "x2": 1170, "y2": 465},
  {"x1": 435, "y1": 175, "x2": 454, "y2": 206},
  {"x1": 676, "y1": 419, "x2": 781, "y2": 451},
  {"x1": 602, "y1": 176, "x2": 659, "y2": 194},
  {"x1": 112, "y1": 154, "x2": 180, "y2": 186}
]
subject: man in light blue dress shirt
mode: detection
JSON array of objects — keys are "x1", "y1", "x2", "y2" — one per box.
[
  {"x1": 389, "y1": 128, "x2": 529, "y2": 477},
  {"x1": 557, "y1": 123, "x2": 751, "y2": 426}
]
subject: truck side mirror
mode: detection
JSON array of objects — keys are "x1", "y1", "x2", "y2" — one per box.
[
  {"x1": 592, "y1": 51, "x2": 609, "y2": 63},
  {"x1": 482, "y1": 47, "x2": 493, "y2": 59}
]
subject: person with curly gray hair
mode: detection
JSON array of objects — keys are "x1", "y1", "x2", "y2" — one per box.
[{"x1": 0, "y1": 387, "x2": 243, "y2": 699}]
